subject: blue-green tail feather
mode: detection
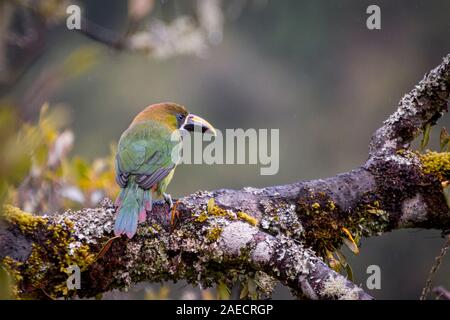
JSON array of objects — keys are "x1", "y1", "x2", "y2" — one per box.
[{"x1": 114, "y1": 180, "x2": 147, "y2": 238}]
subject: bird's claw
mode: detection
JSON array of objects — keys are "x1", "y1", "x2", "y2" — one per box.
[
  {"x1": 163, "y1": 193, "x2": 181, "y2": 226},
  {"x1": 163, "y1": 193, "x2": 178, "y2": 226},
  {"x1": 163, "y1": 192, "x2": 173, "y2": 208}
]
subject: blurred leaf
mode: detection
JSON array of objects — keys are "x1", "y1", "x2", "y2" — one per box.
[
  {"x1": 325, "y1": 249, "x2": 341, "y2": 272},
  {"x1": 240, "y1": 282, "x2": 249, "y2": 299},
  {"x1": 0, "y1": 107, "x2": 32, "y2": 204},
  {"x1": 335, "y1": 250, "x2": 347, "y2": 267},
  {"x1": 2, "y1": 103, "x2": 118, "y2": 212},
  {"x1": 38, "y1": 103, "x2": 69, "y2": 141},
  {"x1": 247, "y1": 278, "x2": 258, "y2": 300},
  {"x1": 48, "y1": 130, "x2": 74, "y2": 168},
  {"x1": 344, "y1": 263, "x2": 354, "y2": 282},
  {"x1": 207, "y1": 197, "x2": 215, "y2": 213},
  {"x1": 72, "y1": 157, "x2": 91, "y2": 189},
  {"x1": 34, "y1": 143, "x2": 49, "y2": 168},
  {"x1": 421, "y1": 123, "x2": 431, "y2": 152},
  {"x1": 0, "y1": 265, "x2": 13, "y2": 299},
  {"x1": 335, "y1": 250, "x2": 354, "y2": 281},
  {"x1": 342, "y1": 227, "x2": 359, "y2": 255},
  {"x1": 61, "y1": 47, "x2": 100, "y2": 79},
  {"x1": 144, "y1": 286, "x2": 170, "y2": 300},
  {"x1": 440, "y1": 127, "x2": 450, "y2": 152},
  {"x1": 217, "y1": 281, "x2": 231, "y2": 300}
]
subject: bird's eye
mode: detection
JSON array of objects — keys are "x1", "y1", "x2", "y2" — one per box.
[{"x1": 176, "y1": 114, "x2": 185, "y2": 121}]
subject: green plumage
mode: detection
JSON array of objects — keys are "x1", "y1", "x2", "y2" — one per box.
[
  {"x1": 113, "y1": 102, "x2": 214, "y2": 238},
  {"x1": 119, "y1": 121, "x2": 177, "y2": 181},
  {"x1": 114, "y1": 120, "x2": 181, "y2": 238}
]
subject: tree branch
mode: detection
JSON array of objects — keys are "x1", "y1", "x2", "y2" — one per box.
[
  {"x1": 1, "y1": 55, "x2": 450, "y2": 300},
  {"x1": 369, "y1": 54, "x2": 450, "y2": 157}
]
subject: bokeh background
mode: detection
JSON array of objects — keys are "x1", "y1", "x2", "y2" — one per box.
[{"x1": 1, "y1": 0, "x2": 450, "y2": 299}]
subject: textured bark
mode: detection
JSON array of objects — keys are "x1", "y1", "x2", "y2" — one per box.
[{"x1": 1, "y1": 54, "x2": 450, "y2": 300}]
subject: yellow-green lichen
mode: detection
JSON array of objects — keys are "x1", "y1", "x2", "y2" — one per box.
[
  {"x1": 145, "y1": 223, "x2": 162, "y2": 235},
  {"x1": 195, "y1": 211, "x2": 209, "y2": 223},
  {"x1": 2, "y1": 206, "x2": 95, "y2": 298},
  {"x1": 209, "y1": 205, "x2": 235, "y2": 219},
  {"x1": 1, "y1": 256, "x2": 23, "y2": 298},
  {"x1": 420, "y1": 151, "x2": 450, "y2": 181},
  {"x1": 2, "y1": 205, "x2": 47, "y2": 233},
  {"x1": 311, "y1": 202, "x2": 321, "y2": 210},
  {"x1": 365, "y1": 200, "x2": 387, "y2": 215},
  {"x1": 298, "y1": 190, "x2": 389, "y2": 265},
  {"x1": 47, "y1": 224, "x2": 95, "y2": 273},
  {"x1": 327, "y1": 200, "x2": 336, "y2": 211},
  {"x1": 194, "y1": 200, "x2": 237, "y2": 223},
  {"x1": 207, "y1": 198, "x2": 215, "y2": 213},
  {"x1": 18, "y1": 237, "x2": 94, "y2": 297},
  {"x1": 206, "y1": 226, "x2": 223, "y2": 242},
  {"x1": 237, "y1": 211, "x2": 258, "y2": 226}
]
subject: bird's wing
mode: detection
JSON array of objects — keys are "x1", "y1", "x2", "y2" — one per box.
[
  {"x1": 134, "y1": 165, "x2": 175, "y2": 189},
  {"x1": 115, "y1": 122, "x2": 178, "y2": 190},
  {"x1": 115, "y1": 154, "x2": 129, "y2": 188}
]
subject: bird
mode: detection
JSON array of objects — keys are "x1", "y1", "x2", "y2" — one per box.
[{"x1": 114, "y1": 102, "x2": 215, "y2": 238}]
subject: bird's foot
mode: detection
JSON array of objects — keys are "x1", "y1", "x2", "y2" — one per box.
[
  {"x1": 163, "y1": 193, "x2": 180, "y2": 226},
  {"x1": 163, "y1": 192, "x2": 173, "y2": 208},
  {"x1": 163, "y1": 193, "x2": 179, "y2": 226}
]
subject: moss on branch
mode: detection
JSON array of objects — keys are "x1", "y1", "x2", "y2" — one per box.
[
  {"x1": 420, "y1": 151, "x2": 450, "y2": 181},
  {"x1": 1, "y1": 205, "x2": 95, "y2": 299}
]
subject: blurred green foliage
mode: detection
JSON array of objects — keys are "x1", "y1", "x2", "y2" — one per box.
[
  {"x1": 0, "y1": 102, "x2": 119, "y2": 299},
  {"x1": 0, "y1": 105, "x2": 32, "y2": 204},
  {"x1": 2, "y1": 104, "x2": 119, "y2": 214},
  {"x1": 0, "y1": 265, "x2": 13, "y2": 299}
]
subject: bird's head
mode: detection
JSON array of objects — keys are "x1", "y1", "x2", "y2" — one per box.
[{"x1": 132, "y1": 102, "x2": 216, "y2": 135}]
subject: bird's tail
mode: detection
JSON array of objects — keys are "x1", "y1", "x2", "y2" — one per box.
[{"x1": 114, "y1": 179, "x2": 152, "y2": 238}]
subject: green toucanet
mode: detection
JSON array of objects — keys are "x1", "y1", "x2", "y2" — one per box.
[{"x1": 114, "y1": 102, "x2": 216, "y2": 238}]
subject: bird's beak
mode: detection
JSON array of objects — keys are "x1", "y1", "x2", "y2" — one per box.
[{"x1": 183, "y1": 114, "x2": 216, "y2": 136}]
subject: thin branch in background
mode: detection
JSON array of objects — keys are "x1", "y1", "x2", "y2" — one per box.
[
  {"x1": 76, "y1": 0, "x2": 226, "y2": 58},
  {"x1": 0, "y1": 2, "x2": 46, "y2": 89},
  {"x1": 78, "y1": 17, "x2": 124, "y2": 49},
  {"x1": 1, "y1": 0, "x2": 232, "y2": 88},
  {"x1": 420, "y1": 235, "x2": 450, "y2": 300}
]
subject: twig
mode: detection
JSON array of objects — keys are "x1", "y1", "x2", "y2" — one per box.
[{"x1": 420, "y1": 235, "x2": 450, "y2": 300}]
